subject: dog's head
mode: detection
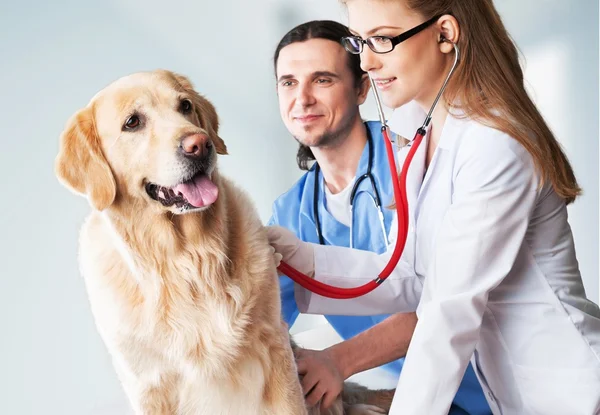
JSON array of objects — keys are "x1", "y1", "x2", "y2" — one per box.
[{"x1": 55, "y1": 70, "x2": 228, "y2": 215}]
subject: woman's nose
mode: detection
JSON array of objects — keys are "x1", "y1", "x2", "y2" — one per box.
[{"x1": 359, "y1": 47, "x2": 382, "y2": 73}]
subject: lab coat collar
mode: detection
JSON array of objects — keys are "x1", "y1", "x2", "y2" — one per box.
[
  {"x1": 388, "y1": 100, "x2": 427, "y2": 144},
  {"x1": 388, "y1": 100, "x2": 463, "y2": 151},
  {"x1": 388, "y1": 101, "x2": 463, "y2": 224},
  {"x1": 387, "y1": 102, "x2": 428, "y2": 225}
]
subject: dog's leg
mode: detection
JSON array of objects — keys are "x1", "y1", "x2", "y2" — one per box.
[
  {"x1": 262, "y1": 328, "x2": 309, "y2": 415},
  {"x1": 271, "y1": 352, "x2": 310, "y2": 414},
  {"x1": 341, "y1": 382, "x2": 395, "y2": 415},
  {"x1": 115, "y1": 363, "x2": 179, "y2": 415},
  {"x1": 129, "y1": 384, "x2": 178, "y2": 415},
  {"x1": 306, "y1": 399, "x2": 344, "y2": 415},
  {"x1": 306, "y1": 395, "x2": 387, "y2": 415},
  {"x1": 343, "y1": 403, "x2": 388, "y2": 415},
  {"x1": 303, "y1": 381, "x2": 395, "y2": 415}
]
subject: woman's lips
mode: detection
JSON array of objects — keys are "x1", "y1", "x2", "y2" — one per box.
[{"x1": 373, "y1": 77, "x2": 397, "y2": 91}]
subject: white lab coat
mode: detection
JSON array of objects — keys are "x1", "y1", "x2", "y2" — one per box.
[{"x1": 294, "y1": 101, "x2": 600, "y2": 414}]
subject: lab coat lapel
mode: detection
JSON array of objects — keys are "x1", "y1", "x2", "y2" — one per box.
[
  {"x1": 388, "y1": 101, "x2": 429, "y2": 222},
  {"x1": 405, "y1": 131, "x2": 428, "y2": 221},
  {"x1": 414, "y1": 110, "x2": 459, "y2": 220}
]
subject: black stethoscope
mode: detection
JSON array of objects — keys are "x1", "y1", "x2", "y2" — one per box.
[{"x1": 313, "y1": 125, "x2": 389, "y2": 248}]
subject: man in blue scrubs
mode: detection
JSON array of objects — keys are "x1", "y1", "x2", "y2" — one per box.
[{"x1": 268, "y1": 20, "x2": 491, "y2": 415}]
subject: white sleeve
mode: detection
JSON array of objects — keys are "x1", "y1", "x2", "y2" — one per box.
[
  {"x1": 389, "y1": 133, "x2": 540, "y2": 414},
  {"x1": 294, "y1": 217, "x2": 423, "y2": 316}
]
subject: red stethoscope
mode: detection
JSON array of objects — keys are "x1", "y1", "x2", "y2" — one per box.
[{"x1": 276, "y1": 40, "x2": 460, "y2": 299}]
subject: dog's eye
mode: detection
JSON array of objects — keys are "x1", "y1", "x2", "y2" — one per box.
[
  {"x1": 179, "y1": 99, "x2": 193, "y2": 114},
  {"x1": 123, "y1": 114, "x2": 141, "y2": 131}
]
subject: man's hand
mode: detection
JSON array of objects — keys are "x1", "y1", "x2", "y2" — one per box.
[
  {"x1": 296, "y1": 313, "x2": 418, "y2": 409},
  {"x1": 296, "y1": 347, "x2": 346, "y2": 409}
]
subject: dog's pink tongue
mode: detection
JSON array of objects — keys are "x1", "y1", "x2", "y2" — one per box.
[{"x1": 174, "y1": 174, "x2": 218, "y2": 208}]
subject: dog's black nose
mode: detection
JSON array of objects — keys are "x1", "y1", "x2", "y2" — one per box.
[{"x1": 179, "y1": 133, "x2": 212, "y2": 160}]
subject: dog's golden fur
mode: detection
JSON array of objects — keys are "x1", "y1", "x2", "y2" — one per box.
[{"x1": 55, "y1": 69, "x2": 393, "y2": 415}]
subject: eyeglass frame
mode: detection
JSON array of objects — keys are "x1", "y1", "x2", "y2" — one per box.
[{"x1": 341, "y1": 14, "x2": 442, "y2": 55}]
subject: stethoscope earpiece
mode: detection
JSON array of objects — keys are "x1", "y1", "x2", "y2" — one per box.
[{"x1": 439, "y1": 35, "x2": 456, "y2": 44}]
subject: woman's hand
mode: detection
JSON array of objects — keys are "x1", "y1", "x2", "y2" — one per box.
[
  {"x1": 266, "y1": 226, "x2": 315, "y2": 278},
  {"x1": 268, "y1": 245, "x2": 284, "y2": 273}
]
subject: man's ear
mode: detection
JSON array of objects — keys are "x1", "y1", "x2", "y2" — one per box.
[
  {"x1": 54, "y1": 107, "x2": 116, "y2": 211},
  {"x1": 170, "y1": 72, "x2": 228, "y2": 155},
  {"x1": 357, "y1": 73, "x2": 371, "y2": 106}
]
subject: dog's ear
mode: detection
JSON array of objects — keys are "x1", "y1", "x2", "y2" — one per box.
[
  {"x1": 195, "y1": 96, "x2": 228, "y2": 156},
  {"x1": 171, "y1": 72, "x2": 228, "y2": 155},
  {"x1": 55, "y1": 107, "x2": 117, "y2": 211}
]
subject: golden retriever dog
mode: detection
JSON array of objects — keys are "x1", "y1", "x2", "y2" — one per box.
[{"x1": 54, "y1": 69, "x2": 394, "y2": 415}]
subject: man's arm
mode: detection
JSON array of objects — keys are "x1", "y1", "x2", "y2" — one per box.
[
  {"x1": 332, "y1": 311, "x2": 417, "y2": 378},
  {"x1": 298, "y1": 312, "x2": 417, "y2": 408}
]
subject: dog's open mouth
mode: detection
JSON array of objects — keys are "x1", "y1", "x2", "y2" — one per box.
[{"x1": 145, "y1": 172, "x2": 218, "y2": 210}]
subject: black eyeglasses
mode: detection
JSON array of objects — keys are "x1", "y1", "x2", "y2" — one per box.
[{"x1": 341, "y1": 15, "x2": 441, "y2": 55}]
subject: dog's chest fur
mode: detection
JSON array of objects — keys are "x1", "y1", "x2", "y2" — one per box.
[
  {"x1": 78, "y1": 208, "x2": 276, "y2": 387},
  {"x1": 74, "y1": 176, "x2": 291, "y2": 414}
]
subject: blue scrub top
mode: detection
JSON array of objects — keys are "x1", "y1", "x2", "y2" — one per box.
[{"x1": 268, "y1": 120, "x2": 492, "y2": 415}]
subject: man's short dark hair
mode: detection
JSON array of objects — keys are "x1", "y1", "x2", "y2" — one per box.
[{"x1": 273, "y1": 20, "x2": 366, "y2": 170}]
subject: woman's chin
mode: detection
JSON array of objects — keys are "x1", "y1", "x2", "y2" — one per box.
[{"x1": 381, "y1": 92, "x2": 410, "y2": 110}]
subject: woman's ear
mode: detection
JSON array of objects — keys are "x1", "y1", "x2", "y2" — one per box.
[
  {"x1": 357, "y1": 73, "x2": 371, "y2": 105},
  {"x1": 437, "y1": 14, "x2": 460, "y2": 54}
]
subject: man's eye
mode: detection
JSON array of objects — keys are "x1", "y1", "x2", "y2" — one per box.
[
  {"x1": 316, "y1": 78, "x2": 331, "y2": 84},
  {"x1": 281, "y1": 80, "x2": 294, "y2": 87}
]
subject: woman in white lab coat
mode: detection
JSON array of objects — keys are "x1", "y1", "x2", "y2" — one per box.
[{"x1": 268, "y1": 0, "x2": 600, "y2": 414}]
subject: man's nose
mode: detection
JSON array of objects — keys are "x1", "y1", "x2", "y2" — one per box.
[
  {"x1": 295, "y1": 84, "x2": 316, "y2": 107},
  {"x1": 179, "y1": 133, "x2": 212, "y2": 160}
]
